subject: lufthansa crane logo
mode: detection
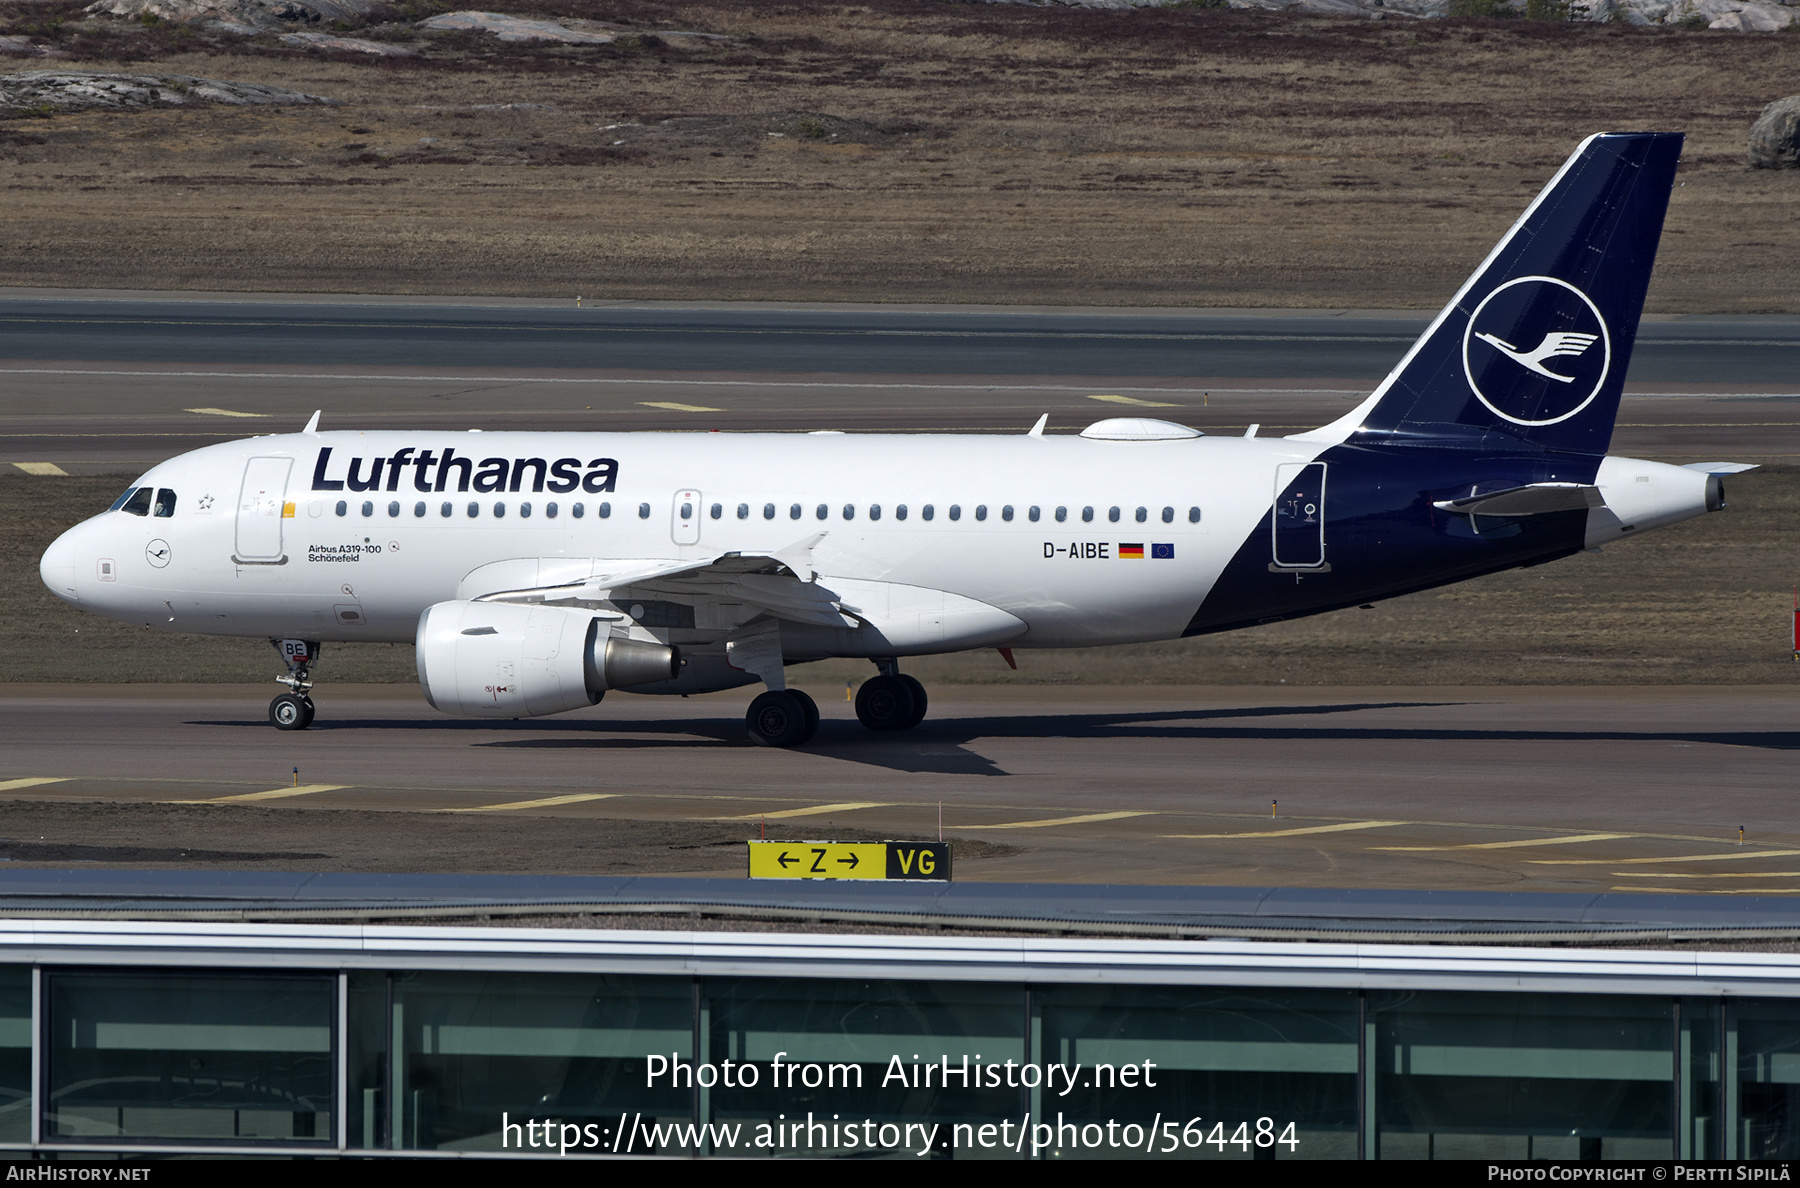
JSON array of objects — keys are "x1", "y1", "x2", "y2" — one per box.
[{"x1": 1462, "y1": 275, "x2": 1611, "y2": 427}]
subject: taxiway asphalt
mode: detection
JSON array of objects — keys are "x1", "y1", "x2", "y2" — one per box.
[{"x1": 3, "y1": 683, "x2": 1795, "y2": 893}]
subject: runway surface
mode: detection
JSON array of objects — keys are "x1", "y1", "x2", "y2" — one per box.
[
  {"x1": 4, "y1": 683, "x2": 1797, "y2": 894},
  {"x1": 4, "y1": 293, "x2": 1797, "y2": 474}
]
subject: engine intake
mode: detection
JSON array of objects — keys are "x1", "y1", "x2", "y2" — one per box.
[{"x1": 416, "y1": 600, "x2": 679, "y2": 718}]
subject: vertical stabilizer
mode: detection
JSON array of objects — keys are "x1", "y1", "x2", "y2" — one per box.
[{"x1": 1299, "y1": 133, "x2": 1683, "y2": 456}]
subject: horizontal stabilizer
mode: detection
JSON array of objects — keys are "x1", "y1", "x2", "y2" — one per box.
[
  {"x1": 1681, "y1": 462, "x2": 1759, "y2": 475},
  {"x1": 1433, "y1": 483, "x2": 1603, "y2": 517}
]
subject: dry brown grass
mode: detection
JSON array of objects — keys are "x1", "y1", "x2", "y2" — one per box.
[
  {"x1": 1, "y1": 1, "x2": 1798, "y2": 308},
  {"x1": 7, "y1": 468, "x2": 1796, "y2": 686}
]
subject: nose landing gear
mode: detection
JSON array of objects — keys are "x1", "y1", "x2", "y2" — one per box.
[
  {"x1": 269, "y1": 638, "x2": 320, "y2": 731},
  {"x1": 855, "y1": 659, "x2": 927, "y2": 731}
]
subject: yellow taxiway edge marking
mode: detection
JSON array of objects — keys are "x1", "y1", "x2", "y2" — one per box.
[
  {"x1": 963, "y1": 811, "x2": 1156, "y2": 830},
  {"x1": 1612, "y1": 871, "x2": 1800, "y2": 880},
  {"x1": 11, "y1": 462, "x2": 68, "y2": 476},
  {"x1": 207, "y1": 784, "x2": 350, "y2": 803},
  {"x1": 1166, "y1": 820, "x2": 1407, "y2": 840},
  {"x1": 1611, "y1": 887, "x2": 1800, "y2": 896},
  {"x1": 1531, "y1": 849, "x2": 1800, "y2": 866},
  {"x1": 1087, "y1": 393, "x2": 1179, "y2": 408},
  {"x1": 0, "y1": 778, "x2": 71, "y2": 792},
  {"x1": 451, "y1": 793, "x2": 616, "y2": 813},
  {"x1": 1375, "y1": 832, "x2": 1638, "y2": 852},
  {"x1": 638, "y1": 401, "x2": 723, "y2": 413},
  {"x1": 184, "y1": 407, "x2": 267, "y2": 418},
  {"x1": 722, "y1": 802, "x2": 891, "y2": 821}
]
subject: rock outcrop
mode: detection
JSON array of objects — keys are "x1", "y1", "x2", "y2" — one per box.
[
  {"x1": 83, "y1": 0, "x2": 384, "y2": 34},
  {"x1": 0, "y1": 71, "x2": 338, "y2": 111},
  {"x1": 977, "y1": 0, "x2": 1800, "y2": 28},
  {"x1": 415, "y1": 11, "x2": 616, "y2": 43},
  {"x1": 1749, "y1": 96, "x2": 1800, "y2": 169}
]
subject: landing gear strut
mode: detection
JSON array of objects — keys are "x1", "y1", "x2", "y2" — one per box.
[
  {"x1": 268, "y1": 638, "x2": 319, "y2": 731},
  {"x1": 855, "y1": 659, "x2": 927, "y2": 731}
]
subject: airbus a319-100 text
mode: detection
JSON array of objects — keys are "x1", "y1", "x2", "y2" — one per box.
[{"x1": 39, "y1": 133, "x2": 1751, "y2": 746}]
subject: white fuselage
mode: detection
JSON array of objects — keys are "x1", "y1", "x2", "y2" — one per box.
[{"x1": 42, "y1": 428, "x2": 1327, "y2": 651}]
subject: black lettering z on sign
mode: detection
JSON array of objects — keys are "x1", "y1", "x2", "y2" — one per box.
[{"x1": 885, "y1": 843, "x2": 952, "y2": 881}]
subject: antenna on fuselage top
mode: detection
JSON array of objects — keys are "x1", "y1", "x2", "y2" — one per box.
[
  {"x1": 302, "y1": 410, "x2": 321, "y2": 436},
  {"x1": 1027, "y1": 414, "x2": 1048, "y2": 437}
]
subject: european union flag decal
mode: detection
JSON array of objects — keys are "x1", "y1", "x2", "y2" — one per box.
[{"x1": 1151, "y1": 543, "x2": 1174, "y2": 559}]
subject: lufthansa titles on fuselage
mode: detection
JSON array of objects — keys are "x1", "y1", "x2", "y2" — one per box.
[{"x1": 310, "y1": 447, "x2": 619, "y2": 495}]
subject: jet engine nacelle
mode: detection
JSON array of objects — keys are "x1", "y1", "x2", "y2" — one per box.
[{"x1": 415, "y1": 600, "x2": 679, "y2": 718}]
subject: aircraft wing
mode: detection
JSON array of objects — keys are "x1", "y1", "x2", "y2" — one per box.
[
  {"x1": 469, "y1": 533, "x2": 856, "y2": 629},
  {"x1": 1432, "y1": 483, "x2": 1604, "y2": 517}
]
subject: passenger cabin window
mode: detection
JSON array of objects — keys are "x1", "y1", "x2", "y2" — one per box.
[
  {"x1": 336, "y1": 501, "x2": 348, "y2": 517},
  {"x1": 842, "y1": 504, "x2": 855, "y2": 521},
  {"x1": 1055, "y1": 506, "x2": 1067, "y2": 523},
  {"x1": 870, "y1": 504, "x2": 882, "y2": 521},
  {"x1": 1002, "y1": 505, "x2": 1014, "y2": 522},
  {"x1": 790, "y1": 504, "x2": 802, "y2": 520},
  {"x1": 520, "y1": 502, "x2": 532, "y2": 518},
  {"x1": 764, "y1": 503, "x2": 776, "y2": 520},
  {"x1": 922, "y1": 505, "x2": 935, "y2": 521},
  {"x1": 440, "y1": 502, "x2": 452, "y2": 518},
  {"x1": 1136, "y1": 506, "x2": 1148, "y2": 523},
  {"x1": 1108, "y1": 506, "x2": 1120, "y2": 523},
  {"x1": 638, "y1": 503, "x2": 650, "y2": 519},
  {"x1": 597, "y1": 502, "x2": 610, "y2": 518},
  {"x1": 975, "y1": 505, "x2": 987, "y2": 521},
  {"x1": 816, "y1": 504, "x2": 828, "y2": 520},
  {"x1": 1029, "y1": 506, "x2": 1041, "y2": 522},
  {"x1": 494, "y1": 502, "x2": 506, "y2": 518},
  {"x1": 679, "y1": 501, "x2": 692, "y2": 520},
  {"x1": 573, "y1": 502, "x2": 586, "y2": 519},
  {"x1": 1162, "y1": 506, "x2": 1174, "y2": 523},
  {"x1": 414, "y1": 502, "x2": 426, "y2": 518},
  {"x1": 120, "y1": 487, "x2": 153, "y2": 517},
  {"x1": 467, "y1": 502, "x2": 479, "y2": 518},
  {"x1": 153, "y1": 489, "x2": 177, "y2": 518},
  {"x1": 896, "y1": 504, "x2": 908, "y2": 521},
  {"x1": 710, "y1": 503, "x2": 722, "y2": 520},
  {"x1": 388, "y1": 501, "x2": 400, "y2": 517},
  {"x1": 738, "y1": 503, "x2": 750, "y2": 520},
  {"x1": 362, "y1": 501, "x2": 374, "y2": 517},
  {"x1": 949, "y1": 505, "x2": 962, "y2": 522},
  {"x1": 547, "y1": 502, "x2": 559, "y2": 519},
  {"x1": 1189, "y1": 506, "x2": 1202, "y2": 523},
  {"x1": 1082, "y1": 507, "x2": 1094, "y2": 523}
]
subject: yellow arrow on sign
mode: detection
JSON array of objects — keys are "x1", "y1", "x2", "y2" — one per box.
[{"x1": 748, "y1": 841, "x2": 888, "y2": 880}]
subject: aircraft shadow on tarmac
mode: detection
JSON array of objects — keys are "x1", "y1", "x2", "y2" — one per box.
[{"x1": 189, "y1": 699, "x2": 1800, "y2": 777}]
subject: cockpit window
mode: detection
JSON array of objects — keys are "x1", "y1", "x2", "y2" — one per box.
[
  {"x1": 153, "y1": 489, "x2": 177, "y2": 518},
  {"x1": 119, "y1": 487, "x2": 153, "y2": 517},
  {"x1": 108, "y1": 487, "x2": 140, "y2": 512}
]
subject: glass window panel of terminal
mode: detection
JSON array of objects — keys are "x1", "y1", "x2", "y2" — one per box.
[
  {"x1": 1367, "y1": 990, "x2": 1674, "y2": 1161},
  {"x1": 700, "y1": 978, "x2": 1024, "y2": 1158},
  {"x1": 0, "y1": 967, "x2": 30, "y2": 1143},
  {"x1": 43, "y1": 972, "x2": 335, "y2": 1145},
  {"x1": 1726, "y1": 997, "x2": 1800, "y2": 1159},
  {"x1": 1032, "y1": 985, "x2": 1358, "y2": 1160},
  {"x1": 373, "y1": 972, "x2": 692, "y2": 1152}
]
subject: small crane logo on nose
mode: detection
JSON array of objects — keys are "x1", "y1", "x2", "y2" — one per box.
[{"x1": 145, "y1": 540, "x2": 171, "y2": 569}]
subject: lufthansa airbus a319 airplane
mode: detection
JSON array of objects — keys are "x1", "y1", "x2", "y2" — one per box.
[{"x1": 39, "y1": 132, "x2": 1752, "y2": 746}]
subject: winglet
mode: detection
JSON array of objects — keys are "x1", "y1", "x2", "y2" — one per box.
[
  {"x1": 1027, "y1": 414, "x2": 1048, "y2": 438},
  {"x1": 302, "y1": 410, "x2": 321, "y2": 436},
  {"x1": 773, "y1": 532, "x2": 828, "y2": 582}
]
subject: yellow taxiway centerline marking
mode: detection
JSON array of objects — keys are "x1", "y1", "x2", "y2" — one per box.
[
  {"x1": 11, "y1": 462, "x2": 67, "y2": 476},
  {"x1": 451, "y1": 793, "x2": 616, "y2": 813},
  {"x1": 1087, "y1": 393, "x2": 1179, "y2": 408},
  {"x1": 1165, "y1": 820, "x2": 1407, "y2": 840},
  {"x1": 1376, "y1": 832, "x2": 1638, "y2": 852},
  {"x1": 638, "y1": 401, "x2": 722, "y2": 413},
  {"x1": 206, "y1": 784, "x2": 349, "y2": 803},
  {"x1": 0, "y1": 778, "x2": 71, "y2": 792},
  {"x1": 722, "y1": 802, "x2": 890, "y2": 821},
  {"x1": 1531, "y1": 849, "x2": 1800, "y2": 866},
  {"x1": 184, "y1": 407, "x2": 267, "y2": 418},
  {"x1": 964, "y1": 811, "x2": 1156, "y2": 830}
]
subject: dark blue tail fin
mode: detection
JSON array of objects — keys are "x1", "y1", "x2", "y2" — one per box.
[{"x1": 1321, "y1": 132, "x2": 1682, "y2": 457}]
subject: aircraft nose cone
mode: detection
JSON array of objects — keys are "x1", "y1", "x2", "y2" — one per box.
[{"x1": 40, "y1": 525, "x2": 80, "y2": 603}]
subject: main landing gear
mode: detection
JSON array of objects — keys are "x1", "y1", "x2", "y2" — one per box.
[
  {"x1": 854, "y1": 659, "x2": 927, "y2": 732},
  {"x1": 268, "y1": 638, "x2": 320, "y2": 731},
  {"x1": 745, "y1": 689, "x2": 820, "y2": 748}
]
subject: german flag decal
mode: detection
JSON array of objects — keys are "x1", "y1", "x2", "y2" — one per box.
[{"x1": 1119, "y1": 543, "x2": 1145, "y2": 559}]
